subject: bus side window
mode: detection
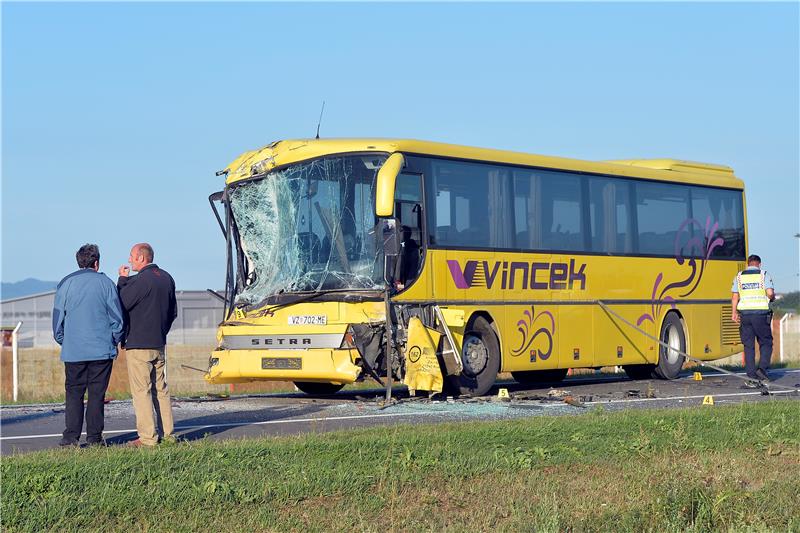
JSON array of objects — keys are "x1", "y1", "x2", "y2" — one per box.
[
  {"x1": 690, "y1": 187, "x2": 745, "y2": 259},
  {"x1": 589, "y1": 178, "x2": 634, "y2": 254}
]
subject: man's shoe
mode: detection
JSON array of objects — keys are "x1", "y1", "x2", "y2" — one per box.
[
  {"x1": 755, "y1": 369, "x2": 772, "y2": 382},
  {"x1": 126, "y1": 438, "x2": 155, "y2": 448},
  {"x1": 58, "y1": 438, "x2": 79, "y2": 447}
]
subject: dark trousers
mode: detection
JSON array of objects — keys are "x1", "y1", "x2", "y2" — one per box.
[
  {"x1": 63, "y1": 359, "x2": 114, "y2": 443},
  {"x1": 739, "y1": 313, "x2": 773, "y2": 378}
]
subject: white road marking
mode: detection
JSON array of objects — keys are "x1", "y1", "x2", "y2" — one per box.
[
  {"x1": 0, "y1": 411, "x2": 454, "y2": 441},
  {"x1": 688, "y1": 369, "x2": 800, "y2": 378},
  {"x1": 588, "y1": 389, "x2": 797, "y2": 405},
  {"x1": 3, "y1": 371, "x2": 797, "y2": 442},
  {"x1": 565, "y1": 368, "x2": 800, "y2": 383}
]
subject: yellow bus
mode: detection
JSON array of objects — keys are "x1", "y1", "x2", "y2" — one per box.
[{"x1": 206, "y1": 139, "x2": 745, "y2": 396}]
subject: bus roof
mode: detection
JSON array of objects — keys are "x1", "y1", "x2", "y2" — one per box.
[{"x1": 222, "y1": 138, "x2": 743, "y2": 189}]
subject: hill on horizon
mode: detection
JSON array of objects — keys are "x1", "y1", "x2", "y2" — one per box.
[{"x1": 1, "y1": 278, "x2": 58, "y2": 300}]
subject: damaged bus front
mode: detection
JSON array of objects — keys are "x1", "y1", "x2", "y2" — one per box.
[{"x1": 206, "y1": 142, "x2": 456, "y2": 395}]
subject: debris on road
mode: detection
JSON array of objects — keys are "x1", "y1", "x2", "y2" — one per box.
[{"x1": 563, "y1": 396, "x2": 586, "y2": 408}]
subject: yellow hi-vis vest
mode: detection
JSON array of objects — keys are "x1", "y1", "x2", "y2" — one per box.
[{"x1": 736, "y1": 270, "x2": 770, "y2": 312}]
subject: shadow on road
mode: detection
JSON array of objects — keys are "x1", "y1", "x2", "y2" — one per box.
[
  {"x1": 105, "y1": 404, "x2": 326, "y2": 446},
  {"x1": 0, "y1": 408, "x2": 63, "y2": 427}
]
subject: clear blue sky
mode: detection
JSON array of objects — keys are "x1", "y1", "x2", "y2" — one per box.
[{"x1": 3, "y1": 2, "x2": 798, "y2": 291}]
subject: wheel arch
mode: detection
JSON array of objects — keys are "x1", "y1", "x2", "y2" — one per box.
[{"x1": 466, "y1": 310, "x2": 501, "y2": 347}]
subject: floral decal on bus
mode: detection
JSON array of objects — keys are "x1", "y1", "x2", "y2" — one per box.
[
  {"x1": 510, "y1": 305, "x2": 555, "y2": 362},
  {"x1": 637, "y1": 217, "x2": 724, "y2": 326}
]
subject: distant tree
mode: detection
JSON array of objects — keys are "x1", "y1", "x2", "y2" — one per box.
[{"x1": 773, "y1": 291, "x2": 799, "y2": 315}]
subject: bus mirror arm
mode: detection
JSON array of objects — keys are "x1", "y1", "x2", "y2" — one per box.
[
  {"x1": 375, "y1": 153, "x2": 405, "y2": 217},
  {"x1": 208, "y1": 191, "x2": 226, "y2": 237},
  {"x1": 378, "y1": 218, "x2": 401, "y2": 404}
]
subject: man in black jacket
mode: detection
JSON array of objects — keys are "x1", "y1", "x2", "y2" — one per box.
[{"x1": 118, "y1": 243, "x2": 177, "y2": 446}]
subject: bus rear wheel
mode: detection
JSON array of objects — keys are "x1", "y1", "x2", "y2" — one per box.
[
  {"x1": 445, "y1": 316, "x2": 500, "y2": 397},
  {"x1": 511, "y1": 368, "x2": 568, "y2": 385},
  {"x1": 293, "y1": 382, "x2": 345, "y2": 395},
  {"x1": 653, "y1": 313, "x2": 686, "y2": 380}
]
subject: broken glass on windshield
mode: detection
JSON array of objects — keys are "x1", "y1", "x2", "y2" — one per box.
[{"x1": 229, "y1": 154, "x2": 388, "y2": 305}]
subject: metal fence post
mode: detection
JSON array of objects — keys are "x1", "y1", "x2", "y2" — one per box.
[
  {"x1": 779, "y1": 313, "x2": 791, "y2": 363},
  {"x1": 12, "y1": 321, "x2": 22, "y2": 402}
]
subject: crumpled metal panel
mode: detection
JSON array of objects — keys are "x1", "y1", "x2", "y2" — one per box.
[{"x1": 403, "y1": 317, "x2": 444, "y2": 394}]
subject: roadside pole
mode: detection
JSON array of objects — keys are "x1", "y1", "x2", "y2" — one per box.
[
  {"x1": 779, "y1": 313, "x2": 791, "y2": 363},
  {"x1": 794, "y1": 233, "x2": 800, "y2": 296},
  {"x1": 12, "y1": 321, "x2": 22, "y2": 402}
]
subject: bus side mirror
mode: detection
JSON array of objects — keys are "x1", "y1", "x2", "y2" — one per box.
[
  {"x1": 375, "y1": 153, "x2": 405, "y2": 217},
  {"x1": 381, "y1": 218, "x2": 401, "y2": 257}
]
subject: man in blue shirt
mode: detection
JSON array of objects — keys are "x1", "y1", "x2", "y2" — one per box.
[{"x1": 52, "y1": 244, "x2": 124, "y2": 446}]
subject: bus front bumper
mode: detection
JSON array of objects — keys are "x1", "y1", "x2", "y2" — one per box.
[{"x1": 204, "y1": 348, "x2": 362, "y2": 384}]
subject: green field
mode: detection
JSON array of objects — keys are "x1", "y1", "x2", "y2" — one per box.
[{"x1": 3, "y1": 400, "x2": 799, "y2": 532}]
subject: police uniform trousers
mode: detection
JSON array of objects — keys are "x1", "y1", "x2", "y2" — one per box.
[{"x1": 739, "y1": 312, "x2": 773, "y2": 379}]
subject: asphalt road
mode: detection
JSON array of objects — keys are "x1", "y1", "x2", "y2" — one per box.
[{"x1": 2, "y1": 369, "x2": 799, "y2": 456}]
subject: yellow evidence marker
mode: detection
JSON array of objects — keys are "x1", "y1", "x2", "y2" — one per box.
[
  {"x1": 693, "y1": 372, "x2": 703, "y2": 381},
  {"x1": 702, "y1": 395, "x2": 714, "y2": 406},
  {"x1": 497, "y1": 388, "x2": 510, "y2": 400}
]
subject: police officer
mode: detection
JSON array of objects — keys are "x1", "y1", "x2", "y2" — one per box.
[{"x1": 731, "y1": 254, "x2": 775, "y2": 384}]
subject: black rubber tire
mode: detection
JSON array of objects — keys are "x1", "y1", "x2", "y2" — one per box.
[
  {"x1": 445, "y1": 316, "x2": 500, "y2": 397},
  {"x1": 623, "y1": 364, "x2": 656, "y2": 380},
  {"x1": 293, "y1": 382, "x2": 345, "y2": 395},
  {"x1": 511, "y1": 368, "x2": 569, "y2": 384},
  {"x1": 653, "y1": 312, "x2": 686, "y2": 380}
]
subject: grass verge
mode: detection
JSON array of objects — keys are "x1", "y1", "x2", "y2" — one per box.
[{"x1": 2, "y1": 400, "x2": 799, "y2": 532}]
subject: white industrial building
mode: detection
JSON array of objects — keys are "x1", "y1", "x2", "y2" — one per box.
[{"x1": 1, "y1": 290, "x2": 225, "y2": 347}]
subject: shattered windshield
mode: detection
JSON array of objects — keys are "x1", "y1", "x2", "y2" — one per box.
[{"x1": 229, "y1": 154, "x2": 388, "y2": 305}]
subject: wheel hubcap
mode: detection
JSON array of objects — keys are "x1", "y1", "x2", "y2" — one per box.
[
  {"x1": 462, "y1": 334, "x2": 488, "y2": 376},
  {"x1": 665, "y1": 325, "x2": 681, "y2": 364}
]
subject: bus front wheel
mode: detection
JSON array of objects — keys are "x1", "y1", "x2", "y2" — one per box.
[
  {"x1": 293, "y1": 382, "x2": 345, "y2": 395},
  {"x1": 446, "y1": 316, "x2": 500, "y2": 397}
]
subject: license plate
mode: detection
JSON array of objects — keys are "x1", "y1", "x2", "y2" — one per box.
[
  {"x1": 262, "y1": 357, "x2": 302, "y2": 370},
  {"x1": 288, "y1": 315, "x2": 327, "y2": 325}
]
